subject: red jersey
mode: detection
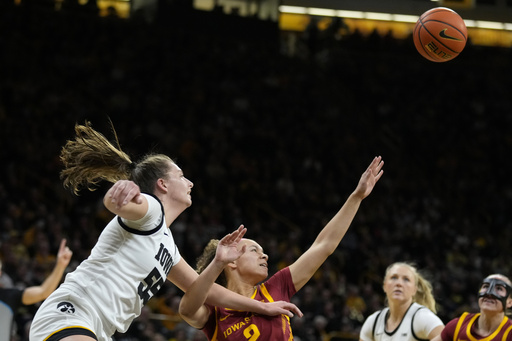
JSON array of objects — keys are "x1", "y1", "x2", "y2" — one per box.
[
  {"x1": 202, "y1": 267, "x2": 297, "y2": 341},
  {"x1": 441, "y1": 312, "x2": 512, "y2": 341}
]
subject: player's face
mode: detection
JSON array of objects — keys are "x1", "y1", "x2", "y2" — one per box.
[
  {"x1": 478, "y1": 275, "x2": 512, "y2": 313},
  {"x1": 383, "y1": 265, "x2": 417, "y2": 304},
  {"x1": 235, "y1": 239, "x2": 268, "y2": 283},
  {"x1": 164, "y1": 162, "x2": 194, "y2": 208}
]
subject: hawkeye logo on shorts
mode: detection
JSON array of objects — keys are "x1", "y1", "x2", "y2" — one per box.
[{"x1": 57, "y1": 302, "x2": 76, "y2": 314}]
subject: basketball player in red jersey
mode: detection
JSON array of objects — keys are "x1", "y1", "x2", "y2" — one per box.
[
  {"x1": 179, "y1": 156, "x2": 384, "y2": 341},
  {"x1": 433, "y1": 274, "x2": 512, "y2": 341}
]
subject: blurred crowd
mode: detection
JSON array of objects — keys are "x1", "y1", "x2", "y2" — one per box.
[{"x1": 1, "y1": 1, "x2": 512, "y2": 340}]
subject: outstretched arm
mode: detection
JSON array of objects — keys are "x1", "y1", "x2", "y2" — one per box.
[
  {"x1": 289, "y1": 156, "x2": 384, "y2": 291},
  {"x1": 22, "y1": 239, "x2": 73, "y2": 305}
]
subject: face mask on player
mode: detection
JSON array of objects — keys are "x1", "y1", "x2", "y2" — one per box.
[{"x1": 478, "y1": 277, "x2": 512, "y2": 311}]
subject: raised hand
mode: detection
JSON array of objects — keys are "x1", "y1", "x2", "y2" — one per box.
[
  {"x1": 215, "y1": 225, "x2": 247, "y2": 265},
  {"x1": 354, "y1": 156, "x2": 384, "y2": 199},
  {"x1": 56, "y1": 238, "x2": 73, "y2": 268}
]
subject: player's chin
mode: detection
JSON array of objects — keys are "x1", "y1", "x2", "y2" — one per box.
[{"x1": 257, "y1": 268, "x2": 268, "y2": 280}]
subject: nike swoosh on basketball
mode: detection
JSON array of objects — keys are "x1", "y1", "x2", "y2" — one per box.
[{"x1": 439, "y1": 29, "x2": 462, "y2": 41}]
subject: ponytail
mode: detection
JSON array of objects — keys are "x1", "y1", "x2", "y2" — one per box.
[
  {"x1": 415, "y1": 272, "x2": 437, "y2": 313},
  {"x1": 60, "y1": 121, "x2": 133, "y2": 195}
]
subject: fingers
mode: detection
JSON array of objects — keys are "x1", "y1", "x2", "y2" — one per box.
[
  {"x1": 109, "y1": 181, "x2": 141, "y2": 209},
  {"x1": 120, "y1": 187, "x2": 139, "y2": 208},
  {"x1": 373, "y1": 157, "x2": 384, "y2": 182},
  {"x1": 234, "y1": 225, "x2": 247, "y2": 242},
  {"x1": 59, "y1": 238, "x2": 67, "y2": 252},
  {"x1": 227, "y1": 225, "x2": 247, "y2": 243},
  {"x1": 57, "y1": 239, "x2": 73, "y2": 265},
  {"x1": 219, "y1": 226, "x2": 247, "y2": 246},
  {"x1": 278, "y1": 302, "x2": 303, "y2": 318},
  {"x1": 367, "y1": 156, "x2": 384, "y2": 180}
]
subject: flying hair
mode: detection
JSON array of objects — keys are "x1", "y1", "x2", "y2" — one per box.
[{"x1": 59, "y1": 120, "x2": 133, "y2": 195}]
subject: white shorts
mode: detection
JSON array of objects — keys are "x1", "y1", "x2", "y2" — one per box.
[{"x1": 29, "y1": 285, "x2": 115, "y2": 341}]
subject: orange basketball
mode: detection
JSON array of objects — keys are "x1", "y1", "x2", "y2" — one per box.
[{"x1": 413, "y1": 7, "x2": 468, "y2": 62}]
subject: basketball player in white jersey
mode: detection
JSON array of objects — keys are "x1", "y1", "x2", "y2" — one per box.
[
  {"x1": 29, "y1": 121, "x2": 301, "y2": 341},
  {"x1": 360, "y1": 262, "x2": 444, "y2": 341}
]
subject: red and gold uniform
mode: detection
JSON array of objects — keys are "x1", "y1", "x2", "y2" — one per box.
[
  {"x1": 441, "y1": 312, "x2": 512, "y2": 341},
  {"x1": 202, "y1": 267, "x2": 296, "y2": 341}
]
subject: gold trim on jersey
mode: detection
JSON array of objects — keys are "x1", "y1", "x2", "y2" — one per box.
[
  {"x1": 212, "y1": 307, "x2": 219, "y2": 341},
  {"x1": 260, "y1": 283, "x2": 274, "y2": 302},
  {"x1": 43, "y1": 326, "x2": 95, "y2": 341},
  {"x1": 453, "y1": 312, "x2": 512, "y2": 341},
  {"x1": 260, "y1": 282, "x2": 294, "y2": 341}
]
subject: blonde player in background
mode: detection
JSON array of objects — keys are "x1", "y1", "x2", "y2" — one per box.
[
  {"x1": 360, "y1": 262, "x2": 444, "y2": 341},
  {"x1": 29, "y1": 121, "x2": 301, "y2": 341}
]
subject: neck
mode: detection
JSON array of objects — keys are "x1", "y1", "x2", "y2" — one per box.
[
  {"x1": 477, "y1": 312, "x2": 506, "y2": 336},
  {"x1": 160, "y1": 200, "x2": 186, "y2": 227},
  {"x1": 387, "y1": 300, "x2": 413, "y2": 322},
  {"x1": 227, "y1": 281, "x2": 256, "y2": 298}
]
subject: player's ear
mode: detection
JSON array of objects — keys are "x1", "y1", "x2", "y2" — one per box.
[
  {"x1": 506, "y1": 297, "x2": 512, "y2": 309},
  {"x1": 155, "y1": 178, "x2": 167, "y2": 192}
]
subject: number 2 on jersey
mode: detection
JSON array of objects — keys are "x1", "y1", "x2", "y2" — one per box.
[{"x1": 243, "y1": 324, "x2": 260, "y2": 341}]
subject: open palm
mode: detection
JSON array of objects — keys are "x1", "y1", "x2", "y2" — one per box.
[{"x1": 215, "y1": 225, "x2": 247, "y2": 264}]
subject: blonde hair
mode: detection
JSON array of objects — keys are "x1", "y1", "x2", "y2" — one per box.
[
  {"x1": 384, "y1": 262, "x2": 437, "y2": 313},
  {"x1": 60, "y1": 121, "x2": 174, "y2": 195}
]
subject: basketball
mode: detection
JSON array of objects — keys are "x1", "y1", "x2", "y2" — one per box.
[{"x1": 413, "y1": 7, "x2": 468, "y2": 62}]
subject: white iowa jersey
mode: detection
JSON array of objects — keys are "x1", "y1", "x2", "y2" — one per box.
[
  {"x1": 360, "y1": 303, "x2": 443, "y2": 341},
  {"x1": 63, "y1": 193, "x2": 181, "y2": 333}
]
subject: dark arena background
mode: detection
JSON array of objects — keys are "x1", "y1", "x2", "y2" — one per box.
[{"x1": 1, "y1": 0, "x2": 512, "y2": 340}]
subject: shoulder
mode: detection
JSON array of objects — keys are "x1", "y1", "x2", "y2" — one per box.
[
  {"x1": 360, "y1": 309, "x2": 385, "y2": 340},
  {"x1": 412, "y1": 304, "x2": 441, "y2": 320},
  {"x1": 362, "y1": 309, "x2": 386, "y2": 328},
  {"x1": 119, "y1": 193, "x2": 164, "y2": 232},
  {"x1": 260, "y1": 267, "x2": 295, "y2": 299},
  {"x1": 262, "y1": 267, "x2": 292, "y2": 289},
  {"x1": 441, "y1": 314, "x2": 471, "y2": 339}
]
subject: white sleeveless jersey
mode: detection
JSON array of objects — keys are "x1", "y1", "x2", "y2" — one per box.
[
  {"x1": 63, "y1": 193, "x2": 181, "y2": 333},
  {"x1": 360, "y1": 302, "x2": 443, "y2": 341}
]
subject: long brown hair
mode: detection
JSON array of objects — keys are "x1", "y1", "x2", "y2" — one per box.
[{"x1": 60, "y1": 121, "x2": 174, "y2": 195}]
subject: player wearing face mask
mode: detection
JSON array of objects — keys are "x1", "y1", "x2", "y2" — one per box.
[{"x1": 432, "y1": 274, "x2": 512, "y2": 341}]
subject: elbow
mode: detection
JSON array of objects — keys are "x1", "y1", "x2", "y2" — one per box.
[{"x1": 178, "y1": 298, "x2": 193, "y2": 319}]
